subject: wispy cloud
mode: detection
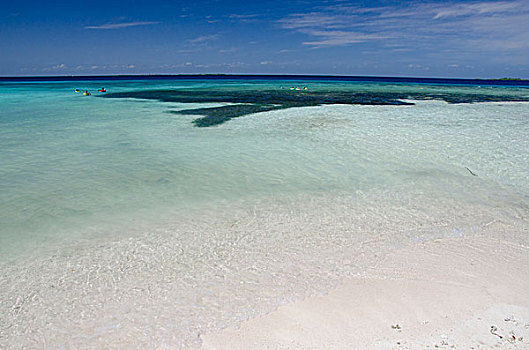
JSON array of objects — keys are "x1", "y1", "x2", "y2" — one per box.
[
  {"x1": 228, "y1": 14, "x2": 259, "y2": 21},
  {"x1": 432, "y1": 1, "x2": 520, "y2": 19},
  {"x1": 42, "y1": 64, "x2": 137, "y2": 72},
  {"x1": 158, "y1": 61, "x2": 248, "y2": 70},
  {"x1": 279, "y1": 13, "x2": 352, "y2": 30},
  {"x1": 278, "y1": 0, "x2": 529, "y2": 52},
  {"x1": 219, "y1": 48, "x2": 238, "y2": 54},
  {"x1": 85, "y1": 21, "x2": 159, "y2": 29},
  {"x1": 301, "y1": 30, "x2": 390, "y2": 46},
  {"x1": 42, "y1": 63, "x2": 67, "y2": 72},
  {"x1": 187, "y1": 34, "x2": 219, "y2": 44}
]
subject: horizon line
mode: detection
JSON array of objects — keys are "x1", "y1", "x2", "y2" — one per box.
[{"x1": 1, "y1": 73, "x2": 528, "y2": 84}]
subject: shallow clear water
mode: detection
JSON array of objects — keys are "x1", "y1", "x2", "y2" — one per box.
[{"x1": 1, "y1": 79, "x2": 528, "y2": 348}]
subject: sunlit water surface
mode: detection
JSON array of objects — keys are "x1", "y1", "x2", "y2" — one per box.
[{"x1": 1, "y1": 79, "x2": 528, "y2": 348}]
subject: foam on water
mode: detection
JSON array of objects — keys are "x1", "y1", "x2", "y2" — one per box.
[{"x1": 1, "y1": 80, "x2": 528, "y2": 348}]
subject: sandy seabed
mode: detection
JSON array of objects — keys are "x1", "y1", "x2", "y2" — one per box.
[{"x1": 202, "y1": 233, "x2": 529, "y2": 350}]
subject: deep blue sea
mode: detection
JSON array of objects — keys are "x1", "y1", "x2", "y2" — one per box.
[{"x1": 1, "y1": 76, "x2": 528, "y2": 348}]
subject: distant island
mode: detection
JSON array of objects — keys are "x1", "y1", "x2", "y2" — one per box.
[{"x1": 474, "y1": 77, "x2": 527, "y2": 81}]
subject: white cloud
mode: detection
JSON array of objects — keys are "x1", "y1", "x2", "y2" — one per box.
[
  {"x1": 187, "y1": 34, "x2": 219, "y2": 44},
  {"x1": 408, "y1": 63, "x2": 430, "y2": 70},
  {"x1": 42, "y1": 63, "x2": 67, "y2": 71},
  {"x1": 228, "y1": 14, "x2": 258, "y2": 19},
  {"x1": 219, "y1": 48, "x2": 237, "y2": 53},
  {"x1": 279, "y1": 13, "x2": 351, "y2": 30},
  {"x1": 156, "y1": 61, "x2": 249, "y2": 70},
  {"x1": 300, "y1": 30, "x2": 390, "y2": 46},
  {"x1": 228, "y1": 14, "x2": 259, "y2": 22},
  {"x1": 432, "y1": 1, "x2": 520, "y2": 19},
  {"x1": 85, "y1": 21, "x2": 159, "y2": 29},
  {"x1": 278, "y1": 0, "x2": 529, "y2": 52}
]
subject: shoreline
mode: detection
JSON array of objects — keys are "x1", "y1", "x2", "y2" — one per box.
[
  {"x1": 1, "y1": 190, "x2": 528, "y2": 348},
  {"x1": 1, "y1": 218, "x2": 527, "y2": 348},
  {"x1": 201, "y1": 234, "x2": 529, "y2": 349}
]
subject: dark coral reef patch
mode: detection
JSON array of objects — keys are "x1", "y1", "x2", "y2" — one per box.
[{"x1": 101, "y1": 87, "x2": 529, "y2": 127}]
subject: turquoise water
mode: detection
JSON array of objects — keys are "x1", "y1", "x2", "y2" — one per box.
[{"x1": 1, "y1": 79, "x2": 529, "y2": 348}]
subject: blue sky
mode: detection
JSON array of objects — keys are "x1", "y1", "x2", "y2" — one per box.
[{"x1": 1, "y1": 0, "x2": 528, "y2": 78}]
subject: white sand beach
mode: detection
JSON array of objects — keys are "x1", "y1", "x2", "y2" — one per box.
[{"x1": 202, "y1": 233, "x2": 529, "y2": 349}]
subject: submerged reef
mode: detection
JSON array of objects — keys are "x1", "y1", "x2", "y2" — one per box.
[
  {"x1": 170, "y1": 104, "x2": 287, "y2": 127},
  {"x1": 101, "y1": 87, "x2": 529, "y2": 127}
]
